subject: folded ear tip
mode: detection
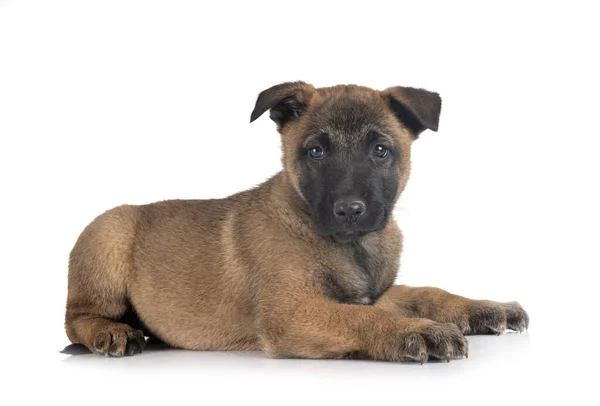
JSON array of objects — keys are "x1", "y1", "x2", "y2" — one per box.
[
  {"x1": 250, "y1": 103, "x2": 267, "y2": 123},
  {"x1": 249, "y1": 81, "x2": 314, "y2": 127},
  {"x1": 429, "y1": 115, "x2": 440, "y2": 132}
]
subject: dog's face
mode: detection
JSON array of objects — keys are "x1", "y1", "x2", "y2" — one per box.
[{"x1": 251, "y1": 82, "x2": 441, "y2": 243}]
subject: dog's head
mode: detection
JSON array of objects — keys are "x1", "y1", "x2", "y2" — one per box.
[{"x1": 250, "y1": 82, "x2": 441, "y2": 243}]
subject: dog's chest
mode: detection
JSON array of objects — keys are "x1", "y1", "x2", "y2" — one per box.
[{"x1": 318, "y1": 241, "x2": 397, "y2": 305}]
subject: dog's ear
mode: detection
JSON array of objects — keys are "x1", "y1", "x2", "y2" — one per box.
[
  {"x1": 381, "y1": 86, "x2": 442, "y2": 138},
  {"x1": 250, "y1": 81, "x2": 315, "y2": 128}
]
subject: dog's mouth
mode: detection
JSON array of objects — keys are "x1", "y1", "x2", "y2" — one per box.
[
  {"x1": 331, "y1": 230, "x2": 365, "y2": 244},
  {"x1": 310, "y1": 206, "x2": 390, "y2": 244}
]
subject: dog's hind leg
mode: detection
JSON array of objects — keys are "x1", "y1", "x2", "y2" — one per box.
[{"x1": 64, "y1": 206, "x2": 146, "y2": 356}]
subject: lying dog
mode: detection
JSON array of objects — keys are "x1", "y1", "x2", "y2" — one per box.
[{"x1": 65, "y1": 82, "x2": 528, "y2": 362}]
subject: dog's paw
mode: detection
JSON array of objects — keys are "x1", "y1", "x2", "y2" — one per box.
[
  {"x1": 466, "y1": 300, "x2": 529, "y2": 335},
  {"x1": 399, "y1": 322, "x2": 468, "y2": 363},
  {"x1": 92, "y1": 325, "x2": 146, "y2": 357}
]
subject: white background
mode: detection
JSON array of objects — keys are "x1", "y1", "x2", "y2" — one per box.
[{"x1": 1, "y1": 1, "x2": 598, "y2": 404}]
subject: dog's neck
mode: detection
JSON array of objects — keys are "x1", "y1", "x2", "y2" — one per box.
[{"x1": 266, "y1": 171, "x2": 315, "y2": 240}]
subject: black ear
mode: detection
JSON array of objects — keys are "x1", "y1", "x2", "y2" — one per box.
[
  {"x1": 382, "y1": 86, "x2": 442, "y2": 138},
  {"x1": 250, "y1": 81, "x2": 315, "y2": 128}
]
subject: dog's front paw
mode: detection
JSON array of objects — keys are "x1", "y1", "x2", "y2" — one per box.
[
  {"x1": 466, "y1": 300, "x2": 529, "y2": 335},
  {"x1": 399, "y1": 321, "x2": 468, "y2": 363}
]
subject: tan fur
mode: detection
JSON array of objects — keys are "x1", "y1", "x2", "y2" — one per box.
[{"x1": 65, "y1": 83, "x2": 528, "y2": 361}]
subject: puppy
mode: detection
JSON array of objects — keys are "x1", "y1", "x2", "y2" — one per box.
[{"x1": 65, "y1": 82, "x2": 528, "y2": 362}]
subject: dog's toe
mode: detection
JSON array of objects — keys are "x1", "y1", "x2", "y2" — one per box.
[{"x1": 92, "y1": 326, "x2": 146, "y2": 357}]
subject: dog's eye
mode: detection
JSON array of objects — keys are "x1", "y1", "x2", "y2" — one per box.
[
  {"x1": 373, "y1": 144, "x2": 389, "y2": 158},
  {"x1": 308, "y1": 146, "x2": 324, "y2": 160}
]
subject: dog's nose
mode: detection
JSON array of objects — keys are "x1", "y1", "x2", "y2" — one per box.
[{"x1": 333, "y1": 200, "x2": 366, "y2": 219}]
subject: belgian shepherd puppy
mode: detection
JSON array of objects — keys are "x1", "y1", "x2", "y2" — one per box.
[{"x1": 65, "y1": 82, "x2": 528, "y2": 362}]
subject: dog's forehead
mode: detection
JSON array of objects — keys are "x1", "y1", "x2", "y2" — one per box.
[{"x1": 306, "y1": 87, "x2": 391, "y2": 145}]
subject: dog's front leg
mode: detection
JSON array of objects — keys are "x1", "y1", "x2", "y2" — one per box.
[
  {"x1": 259, "y1": 297, "x2": 468, "y2": 362},
  {"x1": 375, "y1": 285, "x2": 529, "y2": 335}
]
